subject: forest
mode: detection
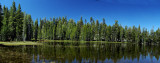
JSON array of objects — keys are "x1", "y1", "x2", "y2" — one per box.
[{"x1": 0, "y1": 1, "x2": 160, "y2": 44}]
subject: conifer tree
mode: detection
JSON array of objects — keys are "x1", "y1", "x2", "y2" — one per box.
[
  {"x1": 56, "y1": 17, "x2": 63, "y2": 40},
  {"x1": 22, "y1": 13, "x2": 27, "y2": 41},
  {"x1": 120, "y1": 26, "x2": 124, "y2": 42},
  {"x1": 12, "y1": 1, "x2": 17, "y2": 41},
  {"x1": 95, "y1": 20, "x2": 100, "y2": 41},
  {"x1": 124, "y1": 26, "x2": 128, "y2": 42},
  {"x1": 34, "y1": 19, "x2": 38, "y2": 41},
  {"x1": 101, "y1": 18, "x2": 106, "y2": 41},
  {"x1": 16, "y1": 4, "x2": 23, "y2": 41},
  {"x1": 26, "y1": 15, "x2": 32, "y2": 41},
  {"x1": 1, "y1": 1, "x2": 160, "y2": 44},
  {"x1": 1, "y1": 6, "x2": 9, "y2": 41},
  {"x1": 0, "y1": 4, "x2": 2, "y2": 31},
  {"x1": 106, "y1": 25, "x2": 112, "y2": 41}
]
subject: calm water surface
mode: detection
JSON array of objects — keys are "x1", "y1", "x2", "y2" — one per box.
[{"x1": 0, "y1": 42, "x2": 160, "y2": 63}]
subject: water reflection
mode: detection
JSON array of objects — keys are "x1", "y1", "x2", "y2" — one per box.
[{"x1": 0, "y1": 42, "x2": 160, "y2": 63}]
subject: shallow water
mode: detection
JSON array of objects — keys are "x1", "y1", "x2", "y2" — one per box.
[{"x1": 0, "y1": 42, "x2": 160, "y2": 63}]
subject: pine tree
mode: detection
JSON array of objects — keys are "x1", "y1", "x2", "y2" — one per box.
[
  {"x1": 142, "y1": 28, "x2": 148, "y2": 43},
  {"x1": 80, "y1": 23, "x2": 87, "y2": 41},
  {"x1": 22, "y1": 13, "x2": 27, "y2": 41},
  {"x1": 150, "y1": 27, "x2": 154, "y2": 43},
  {"x1": 137, "y1": 25, "x2": 141, "y2": 44},
  {"x1": 12, "y1": 1, "x2": 17, "y2": 41},
  {"x1": 1, "y1": 17, "x2": 8, "y2": 41},
  {"x1": 124, "y1": 26, "x2": 128, "y2": 42},
  {"x1": 0, "y1": 4, "x2": 2, "y2": 31},
  {"x1": 66, "y1": 19, "x2": 74, "y2": 40},
  {"x1": 86, "y1": 23, "x2": 91, "y2": 41},
  {"x1": 70, "y1": 26, "x2": 77, "y2": 40},
  {"x1": 90, "y1": 17, "x2": 93, "y2": 24},
  {"x1": 128, "y1": 27, "x2": 132, "y2": 42},
  {"x1": 39, "y1": 18, "x2": 42, "y2": 40},
  {"x1": 91, "y1": 19, "x2": 95, "y2": 41},
  {"x1": 15, "y1": 4, "x2": 23, "y2": 41},
  {"x1": 135, "y1": 26, "x2": 139, "y2": 43},
  {"x1": 62, "y1": 17, "x2": 67, "y2": 40},
  {"x1": 76, "y1": 17, "x2": 83, "y2": 40},
  {"x1": 52, "y1": 17, "x2": 56, "y2": 40},
  {"x1": 1, "y1": 6, "x2": 9, "y2": 41},
  {"x1": 106, "y1": 25, "x2": 112, "y2": 41},
  {"x1": 34, "y1": 19, "x2": 38, "y2": 41},
  {"x1": 120, "y1": 26, "x2": 124, "y2": 42},
  {"x1": 156, "y1": 28, "x2": 160, "y2": 43},
  {"x1": 131, "y1": 26, "x2": 136, "y2": 42},
  {"x1": 26, "y1": 15, "x2": 32, "y2": 41},
  {"x1": 56, "y1": 17, "x2": 63, "y2": 40},
  {"x1": 95, "y1": 20, "x2": 100, "y2": 41},
  {"x1": 112, "y1": 20, "x2": 119, "y2": 42},
  {"x1": 49, "y1": 18, "x2": 54, "y2": 40},
  {"x1": 101, "y1": 18, "x2": 106, "y2": 41},
  {"x1": 2, "y1": 1, "x2": 160, "y2": 43}
]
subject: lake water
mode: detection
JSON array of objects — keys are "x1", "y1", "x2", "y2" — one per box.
[{"x1": 0, "y1": 42, "x2": 160, "y2": 63}]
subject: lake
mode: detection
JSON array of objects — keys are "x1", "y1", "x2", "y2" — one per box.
[{"x1": 0, "y1": 42, "x2": 160, "y2": 63}]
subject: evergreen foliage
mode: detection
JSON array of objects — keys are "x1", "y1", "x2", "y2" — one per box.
[{"x1": 0, "y1": 1, "x2": 160, "y2": 44}]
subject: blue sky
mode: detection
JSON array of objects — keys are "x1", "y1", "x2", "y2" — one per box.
[{"x1": 1, "y1": 0, "x2": 160, "y2": 30}]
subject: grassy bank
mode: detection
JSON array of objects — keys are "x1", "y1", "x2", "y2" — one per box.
[
  {"x1": 0, "y1": 40, "x2": 128, "y2": 46},
  {"x1": 0, "y1": 41, "x2": 42, "y2": 46},
  {"x1": 40, "y1": 40, "x2": 128, "y2": 43}
]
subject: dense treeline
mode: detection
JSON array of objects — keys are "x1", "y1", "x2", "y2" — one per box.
[{"x1": 0, "y1": 2, "x2": 160, "y2": 44}]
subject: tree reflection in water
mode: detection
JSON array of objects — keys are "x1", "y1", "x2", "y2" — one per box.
[{"x1": 0, "y1": 43, "x2": 160, "y2": 63}]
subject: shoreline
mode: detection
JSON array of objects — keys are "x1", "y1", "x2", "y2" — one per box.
[
  {"x1": 0, "y1": 40, "x2": 128, "y2": 46},
  {"x1": 0, "y1": 41, "x2": 42, "y2": 46}
]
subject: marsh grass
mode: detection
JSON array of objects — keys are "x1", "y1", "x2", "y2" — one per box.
[
  {"x1": 40, "y1": 40, "x2": 128, "y2": 43},
  {"x1": 0, "y1": 41, "x2": 42, "y2": 46},
  {"x1": 0, "y1": 40, "x2": 128, "y2": 46}
]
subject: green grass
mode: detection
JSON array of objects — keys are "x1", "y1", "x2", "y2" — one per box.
[
  {"x1": 0, "y1": 41, "x2": 43, "y2": 46},
  {"x1": 0, "y1": 40, "x2": 128, "y2": 46},
  {"x1": 39, "y1": 40, "x2": 128, "y2": 43}
]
